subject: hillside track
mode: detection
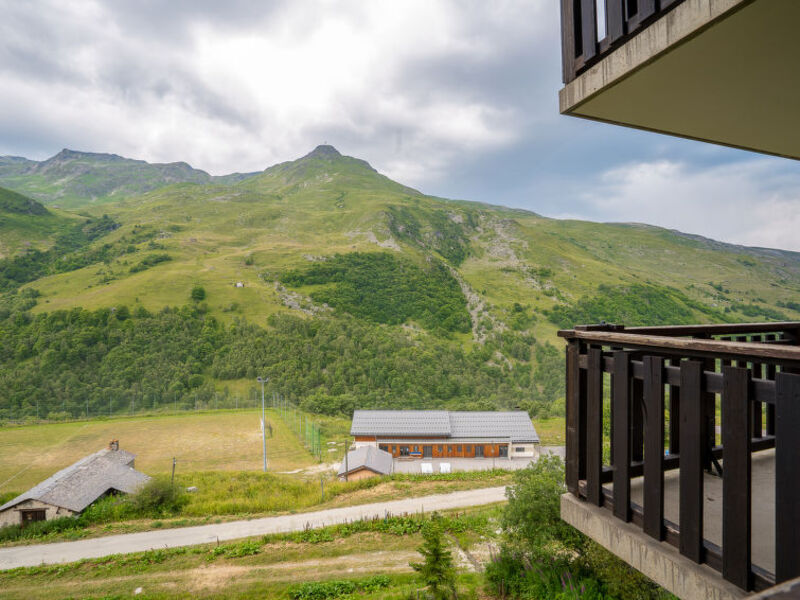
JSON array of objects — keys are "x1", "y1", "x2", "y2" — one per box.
[{"x1": 0, "y1": 486, "x2": 506, "y2": 570}]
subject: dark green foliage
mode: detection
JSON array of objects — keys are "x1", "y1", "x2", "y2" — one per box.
[
  {"x1": 191, "y1": 285, "x2": 206, "y2": 302},
  {"x1": 0, "y1": 186, "x2": 48, "y2": 215},
  {"x1": 288, "y1": 575, "x2": 390, "y2": 600},
  {"x1": 410, "y1": 512, "x2": 457, "y2": 599},
  {"x1": 0, "y1": 305, "x2": 222, "y2": 419},
  {"x1": 0, "y1": 303, "x2": 562, "y2": 420},
  {"x1": 778, "y1": 300, "x2": 800, "y2": 313},
  {"x1": 486, "y1": 456, "x2": 673, "y2": 600},
  {"x1": 730, "y1": 303, "x2": 787, "y2": 321},
  {"x1": 547, "y1": 283, "x2": 726, "y2": 329},
  {"x1": 386, "y1": 205, "x2": 474, "y2": 265},
  {"x1": 0, "y1": 214, "x2": 119, "y2": 291},
  {"x1": 281, "y1": 252, "x2": 470, "y2": 333},
  {"x1": 127, "y1": 477, "x2": 187, "y2": 516},
  {"x1": 129, "y1": 253, "x2": 172, "y2": 273}
]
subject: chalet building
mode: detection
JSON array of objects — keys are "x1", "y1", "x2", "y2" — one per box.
[
  {"x1": 558, "y1": 1, "x2": 800, "y2": 598},
  {"x1": 0, "y1": 441, "x2": 149, "y2": 528},
  {"x1": 349, "y1": 410, "x2": 539, "y2": 463}
]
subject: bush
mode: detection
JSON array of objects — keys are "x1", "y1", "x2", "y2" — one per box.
[
  {"x1": 127, "y1": 477, "x2": 187, "y2": 516},
  {"x1": 288, "y1": 575, "x2": 390, "y2": 599},
  {"x1": 191, "y1": 285, "x2": 206, "y2": 302}
]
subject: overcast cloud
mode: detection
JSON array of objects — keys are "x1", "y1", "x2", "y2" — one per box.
[{"x1": 1, "y1": 1, "x2": 799, "y2": 250}]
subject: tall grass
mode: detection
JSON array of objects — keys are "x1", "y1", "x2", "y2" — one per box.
[{"x1": 175, "y1": 471, "x2": 381, "y2": 516}]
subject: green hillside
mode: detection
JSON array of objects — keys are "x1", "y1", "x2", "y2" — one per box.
[
  {"x1": 0, "y1": 186, "x2": 82, "y2": 259},
  {"x1": 0, "y1": 149, "x2": 259, "y2": 209},
  {"x1": 1, "y1": 145, "x2": 799, "y2": 422}
]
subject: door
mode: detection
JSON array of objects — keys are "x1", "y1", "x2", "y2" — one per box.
[
  {"x1": 499, "y1": 445, "x2": 508, "y2": 458},
  {"x1": 475, "y1": 445, "x2": 484, "y2": 458},
  {"x1": 423, "y1": 445, "x2": 432, "y2": 459},
  {"x1": 20, "y1": 509, "x2": 46, "y2": 527}
]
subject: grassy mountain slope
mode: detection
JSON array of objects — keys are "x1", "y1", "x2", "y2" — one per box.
[
  {"x1": 1, "y1": 145, "x2": 799, "y2": 420},
  {"x1": 0, "y1": 149, "x2": 259, "y2": 209},
  {"x1": 0, "y1": 186, "x2": 81, "y2": 259}
]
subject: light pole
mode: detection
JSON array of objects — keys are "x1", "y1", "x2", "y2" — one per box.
[{"x1": 257, "y1": 377, "x2": 269, "y2": 472}]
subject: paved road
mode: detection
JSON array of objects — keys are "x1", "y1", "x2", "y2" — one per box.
[{"x1": 0, "y1": 486, "x2": 507, "y2": 570}]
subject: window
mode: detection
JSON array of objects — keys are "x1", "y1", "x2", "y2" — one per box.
[
  {"x1": 499, "y1": 445, "x2": 508, "y2": 458},
  {"x1": 475, "y1": 445, "x2": 484, "y2": 458},
  {"x1": 438, "y1": 445, "x2": 443, "y2": 453},
  {"x1": 515, "y1": 446, "x2": 526, "y2": 453},
  {"x1": 379, "y1": 444, "x2": 388, "y2": 452},
  {"x1": 456, "y1": 445, "x2": 462, "y2": 453},
  {"x1": 400, "y1": 446, "x2": 410, "y2": 456},
  {"x1": 466, "y1": 445, "x2": 472, "y2": 454}
]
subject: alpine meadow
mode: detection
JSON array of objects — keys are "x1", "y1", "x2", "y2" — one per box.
[{"x1": 1, "y1": 144, "x2": 799, "y2": 422}]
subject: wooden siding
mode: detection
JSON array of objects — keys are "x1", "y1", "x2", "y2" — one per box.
[{"x1": 377, "y1": 440, "x2": 509, "y2": 459}]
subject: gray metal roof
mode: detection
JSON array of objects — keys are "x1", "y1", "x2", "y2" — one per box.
[
  {"x1": 338, "y1": 446, "x2": 393, "y2": 476},
  {"x1": 350, "y1": 410, "x2": 539, "y2": 443},
  {"x1": 0, "y1": 448, "x2": 150, "y2": 514},
  {"x1": 351, "y1": 410, "x2": 451, "y2": 437}
]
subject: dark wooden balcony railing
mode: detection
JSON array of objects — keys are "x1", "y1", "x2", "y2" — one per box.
[
  {"x1": 560, "y1": 322, "x2": 800, "y2": 592},
  {"x1": 560, "y1": 0, "x2": 688, "y2": 83}
]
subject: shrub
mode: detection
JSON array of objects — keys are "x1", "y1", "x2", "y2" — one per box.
[
  {"x1": 191, "y1": 285, "x2": 206, "y2": 302},
  {"x1": 410, "y1": 512, "x2": 457, "y2": 600},
  {"x1": 127, "y1": 476, "x2": 187, "y2": 516}
]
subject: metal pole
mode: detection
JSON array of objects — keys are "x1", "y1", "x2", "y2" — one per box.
[
  {"x1": 171, "y1": 457, "x2": 176, "y2": 485},
  {"x1": 258, "y1": 377, "x2": 269, "y2": 472}
]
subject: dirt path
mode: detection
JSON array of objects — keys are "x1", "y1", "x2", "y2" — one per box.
[{"x1": 0, "y1": 486, "x2": 506, "y2": 570}]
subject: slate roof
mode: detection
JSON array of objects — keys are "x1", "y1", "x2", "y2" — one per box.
[
  {"x1": 350, "y1": 410, "x2": 539, "y2": 443},
  {"x1": 0, "y1": 448, "x2": 150, "y2": 514},
  {"x1": 338, "y1": 446, "x2": 393, "y2": 476}
]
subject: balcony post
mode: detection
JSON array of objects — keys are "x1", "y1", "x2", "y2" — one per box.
[
  {"x1": 679, "y1": 360, "x2": 704, "y2": 563},
  {"x1": 643, "y1": 355, "x2": 665, "y2": 541},
  {"x1": 612, "y1": 350, "x2": 632, "y2": 522},
  {"x1": 776, "y1": 372, "x2": 800, "y2": 583},
  {"x1": 721, "y1": 366, "x2": 752, "y2": 590},
  {"x1": 587, "y1": 345, "x2": 604, "y2": 505},
  {"x1": 565, "y1": 339, "x2": 586, "y2": 494}
]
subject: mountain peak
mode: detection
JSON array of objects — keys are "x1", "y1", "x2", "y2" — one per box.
[{"x1": 304, "y1": 145, "x2": 341, "y2": 159}]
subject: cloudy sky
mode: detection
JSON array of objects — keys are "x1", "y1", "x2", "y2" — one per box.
[{"x1": 2, "y1": 1, "x2": 799, "y2": 251}]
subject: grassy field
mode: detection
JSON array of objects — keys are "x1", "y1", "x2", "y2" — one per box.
[
  {"x1": 0, "y1": 505, "x2": 500, "y2": 599},
  {"x1": 0, "y1": 409, "x2": 321, "y2": 494}
]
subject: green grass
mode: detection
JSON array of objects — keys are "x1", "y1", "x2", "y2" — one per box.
[
  {"x1": 0, "y1": 506, "x2": 498, "y2": 599},
  {"x1": 0, "y1": 409, "x2": 316, "y2": 493}
]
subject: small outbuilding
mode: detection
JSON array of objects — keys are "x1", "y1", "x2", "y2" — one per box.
[
  {"x1": 0, "y1": 441, "x2": 149, "y2": 528},
  {"x1": 338, "y1": 445, "x2": 393, "y2": 481}
]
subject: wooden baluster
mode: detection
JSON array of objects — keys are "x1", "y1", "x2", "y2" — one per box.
[
  {"x1": 613, "y1": 351, "x2": 632, "y2": 522},
  {"x1": 631, "y1": 375, "x2": 644, "y2": 463},
  {"x1": 643, "y1": 355, "x2": 665, "y2": 540},
  {"x1": 679, "y1": 360, "x2": 704, "y2": 563},
  {"x1": 579, "y1": 0, "x2": 598, "y2": 63},
  {"x1": 560, "y1": 0, "x2": 578, "y2": 83},
  {"x1": 722, "y1": 366, "x2": 752, "y2": 590},
  {"x1": 566, "y1": 340, "x2": 586, "y2": 494},
  {"x1": 750, "y1": 335, "x2": 763, "y2": 439},
  {"x1": 668, "y1": 357, "x2": 681, "y2": 455},
  {"x1": 587, "y1": 346, "x2": 604, "y2": 506},
  {"x1": 605, "y1": 0, "x2": 625, "y2": 43},
  {"x1": 776, "y1": 372, "x2": 800, "y2": 583},
  {"x1": 766, "y1": 335, "x2": 776, "y2": 436}
]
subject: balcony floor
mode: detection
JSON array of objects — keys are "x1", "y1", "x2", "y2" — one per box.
[{"x1": 606, "y1": 449, "x2": 775, "y2": 574}]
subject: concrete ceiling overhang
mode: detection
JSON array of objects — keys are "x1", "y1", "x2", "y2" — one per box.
[{"x1": 559, "y1": 0, "x2": 800, "y2": 160}]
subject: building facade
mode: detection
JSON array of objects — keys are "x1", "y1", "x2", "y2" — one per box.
[{"x1": 350, "y1": 410, "x2": 539, "y2": 464}]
